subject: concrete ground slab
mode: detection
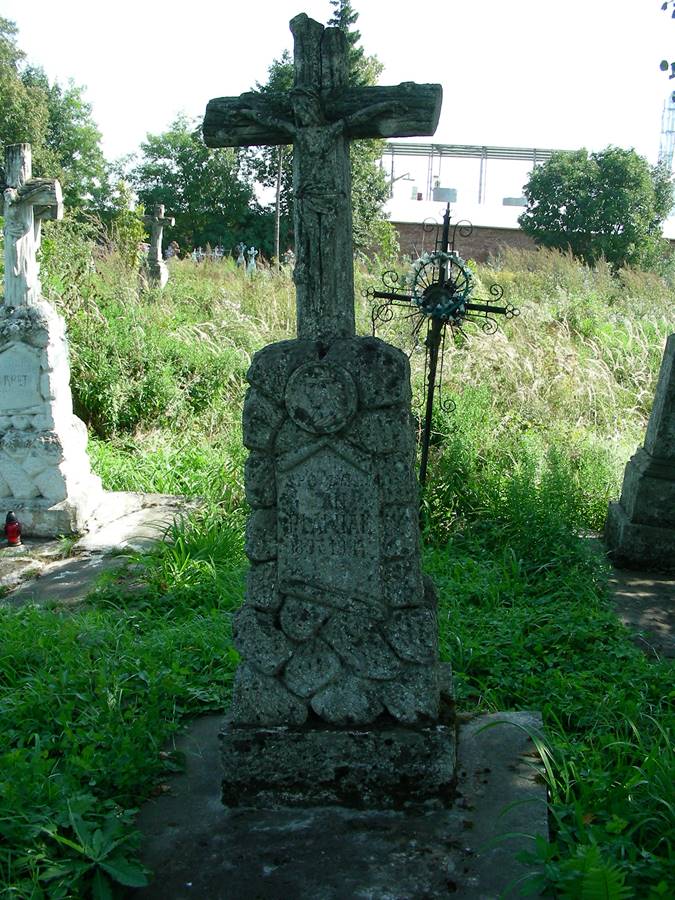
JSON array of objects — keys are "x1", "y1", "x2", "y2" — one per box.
[
  {"x1": 6, "y1": 554, "x2": 127, "y2": 607},
  {"x1": 133, "y1": 711, "x2": 546, "y2": 899},
  {"x1": 1, "y1": 492, "x2": 196, "y2": 608},
  {"x1": 608, "y1": 570, "x2": 674, "y2": 660},
  {"x1": 75, "y1": 492, "x2": 193, "y2": 553},
  {"x1": 0, "y1": 551, "x2": 44, "y2": 590},
  {"x1": 585, "y1": 536, "x2": 674, "y2": 660}
]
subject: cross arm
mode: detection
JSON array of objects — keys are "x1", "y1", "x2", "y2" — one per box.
[
  {"x1": 203, "y1": 92, "x2": 294, "y2": 148},
  {"x1": 13, "y1": 178, "x2": 63, "y2": 220},
  {"x1": 143, "y1": 215, "x2": 175, "y2": 227},
  {"x1": 329, "y1": 83, "x2": 442, "y2": 139}
]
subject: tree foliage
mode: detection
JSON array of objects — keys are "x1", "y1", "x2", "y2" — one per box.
[
  {"x1": 327, "y1": 0, "x2": 383, "y2": 86},
  {"x1": 0, "y1": 18, "x2": 49, "y2": 168},
  {"x1": 21, "y1": 67, "x2": 107, "y2": 209},
  {"x1": 518, "y1": 147, "x2": 673, "y2": 269},
  {"x1": 130, "y1": 115, "x2": 268, "y2": 252},
  {"x1": 0, "y1": 18, "x2": 107, "y2": 213}
]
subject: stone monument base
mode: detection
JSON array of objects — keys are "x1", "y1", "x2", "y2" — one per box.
[
  {"x1": 135, "y1": 711, "x2": 547, "y2": 900},
  {"x1": 605, "y1": 446, "x2": 675, "y2": 571},
  {"x1": 147, "y1": 260, "x2": 169, "y2": 289},
  {"x1": 605, "y1": 501, "x2": 675, "y2": 572},
  {"x1": 12, "y1": 490, "x2": 102, "y2": 537},
  {"x1": 0, "y1": 301, "x2": 103, "y2": 537},
  {"x1": 220, "y1": 715, "x2": 457, "y2": 809}
]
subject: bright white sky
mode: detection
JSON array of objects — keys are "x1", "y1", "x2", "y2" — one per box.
[{"x1": 2, "y1": 0, "x2": 673, "y2": 206}]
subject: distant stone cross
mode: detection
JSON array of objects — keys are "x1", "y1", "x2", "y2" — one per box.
[
  {"x1": 143, "y1": 203, "x2": 175, "y2": 267},
  {"x1": 3, "y1": 143, "x2": 63, "y2": 307},
  {"x1": 204, "y1": 13, "x2": 442, "y2": 342}
]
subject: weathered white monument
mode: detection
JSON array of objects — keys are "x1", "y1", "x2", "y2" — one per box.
[
  {"x1": 246, "y1": 245, "x2": 258, "y2": 275},
  {"x1": 606, "y1": 333, "x2": 675, "y2": 571},
  {"x1": 205, "y1": 14, "x2": 453, "y2": 806},
  {"x1": 0, "y1": 143, "x2": 102, "y2": 535},
  {"x1": 143, "y1": 203, "x2": 174, "y2": 288}
]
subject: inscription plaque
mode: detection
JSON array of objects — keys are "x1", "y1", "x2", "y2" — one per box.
[
  {"x1": 277, "y1": 439, "x2": 382, "y2": 610},
  {"x1": 0, "y1": 345, "x2": 41, "y2": 413}
]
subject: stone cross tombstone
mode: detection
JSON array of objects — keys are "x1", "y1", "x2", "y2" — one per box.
[
  {"x1": 235, "y1": 241, "x2": 246, "y2": 267},
  {"x1": 0, "y1": 144, "x2": 102, "y2": 535},
  {"x1": 606, "y1": 333, "x2": 675, "y2": 570},
  {"x1": 142, "y1": 203, "x2": 175, "y2": 288},
  {"x1": 204, "y1": 12, "x2": 442, "y2": 343},
  {"x1": 246, "y1": 245, "x2": 258, "y2": 275},
  {"x1": 204, "y1": 15, "x2": 452, "y2": 808},
  {"x1": 3, "y1": 143, "x2": 63, "y2": 308}
]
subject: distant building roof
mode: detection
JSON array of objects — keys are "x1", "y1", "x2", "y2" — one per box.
[
  {"x1": 384, "y1": 199, "x2": 525, "y2": 229},
  {"x1": 384, "y1": 198, "x2": 675, "y2": 242}
]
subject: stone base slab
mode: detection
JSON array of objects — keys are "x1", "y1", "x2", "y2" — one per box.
[
  {"x1": 12, "y1": 486, "x2": 102, "y2": 537},
  {"x1": 220, "y1": 719, "x2": 457, "y2": 809},
  {"x1": 605, "y1": 501, "x2": 675, "y2": 572},
  {"x1": 134, "y1": 711, "x2": 547, "y2": 899}
]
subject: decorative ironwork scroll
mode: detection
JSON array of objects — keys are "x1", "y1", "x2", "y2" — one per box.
[{"x1": 366, "y1": 204, "x2": 519, "y2": 486}]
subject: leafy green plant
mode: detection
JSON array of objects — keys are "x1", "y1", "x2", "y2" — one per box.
[{"x1": 39, "y1": 796, "x2": 148, "y2": 898}]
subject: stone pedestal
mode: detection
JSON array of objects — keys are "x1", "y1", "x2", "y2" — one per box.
[
  {"x1": 606, "y1": 333, "x2": 675, "y2": 570},
  {"x1": 147, "y1": 258, "x2": 169, "y2": 290},
  {"x1": 0, "y1": 301, "x2": 102, "y2": 536},
  {"x1": 221, "y1": 336, "x2": 456, "y2": 807},
  {"x1": 221, "y1": 716, "x2": 456, "y2": 809}
]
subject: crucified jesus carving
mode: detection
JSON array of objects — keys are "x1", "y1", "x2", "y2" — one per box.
[
  {"x1": 239, "y1": 89, "x2": 404, "y2": 326},
  {"x1": 204, "y1": 13, "x2": 442, "y2": 342}
]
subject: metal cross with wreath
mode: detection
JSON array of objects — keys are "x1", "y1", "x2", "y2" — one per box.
[{"x1": 366, "y1": 204, "x2": 519, "y2": 486}]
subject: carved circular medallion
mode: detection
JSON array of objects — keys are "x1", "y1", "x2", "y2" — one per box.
[{"x1": 285, "y1": 361, "x2": 358, "y2": 435}]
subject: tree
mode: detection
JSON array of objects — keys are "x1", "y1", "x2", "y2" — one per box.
[
  {"x1": 0, "y1": 19, "x2": 108, "y2": 214},
  {"x1": 327, "y1": 0, "x2": 382, "y2": 86},
  {"x1": 518, "y1": 147, "x2": 673, "y2": 269},
  {"x1": 131, "y1": 115, "x2": 267, "y2": 252},
  {"x1": 0, "y1": 18, "x2": 49, "y2": 166},
  {"x1": 245, "y1": 0, "x2": 394, "y2": 258},
  {"x1": 21, "y1": 67, "x2": 107, "y2": 210}
]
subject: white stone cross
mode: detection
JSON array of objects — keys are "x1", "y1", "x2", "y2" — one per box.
[
  {"x1": 142, "y1": 203, "x2": 175, "y2": 267},
  {"x1": 3, "y1": 143, "x2": 63, "y2": 308}
]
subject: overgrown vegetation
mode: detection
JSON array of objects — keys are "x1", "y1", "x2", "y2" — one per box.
[{"x1": 0, "y1": 231, "x2": 673, "y2": 897}]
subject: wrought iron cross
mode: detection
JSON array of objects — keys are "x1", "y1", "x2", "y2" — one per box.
[
  {"x1": 368, "y1": 205, "x2": 520, "y2": 486},
  {"x1": 203, "y1": 12, "x2": 442, "y2": 342},
  {"x1": 3, "y1": 143, "x2": 63, "y2": 308}
]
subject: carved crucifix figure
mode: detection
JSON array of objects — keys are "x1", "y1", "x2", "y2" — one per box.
[
  {"x1": 143, "y1": 203, "x2": 175, "y2": 269},
  {"x1": 3, "y1": 144, "x2": 63, "y2": 308},
  {"x1": 204, "y1": 13, "x2": 442, "y2": 342}
]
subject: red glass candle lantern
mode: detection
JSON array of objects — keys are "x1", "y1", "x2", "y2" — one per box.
[{"x1": 4, "y1": 511, "x2": 22, "y2": 546}]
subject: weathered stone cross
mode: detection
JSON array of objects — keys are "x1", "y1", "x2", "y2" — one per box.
[
  {"x1": 3, "y1": 143, "x2": 63, "y2": 308},
  {"x1": 143, "y1": 203, "x2": 175, "y2": 268},
  {"x1": 204, "y1": 13, "x2": 442, "y2": 342}
]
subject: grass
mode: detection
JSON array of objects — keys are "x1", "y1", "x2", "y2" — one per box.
[
  {"x1": 0, "y1": 234, "x2": 673, "y2": 896},
  {"x1": 0, "y1": 513, "x2": 245, "y2": 898}
]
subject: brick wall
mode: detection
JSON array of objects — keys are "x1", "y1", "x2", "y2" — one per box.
[{"x1": 393, "y1": 222, "x2": 537, "y2": 262}]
